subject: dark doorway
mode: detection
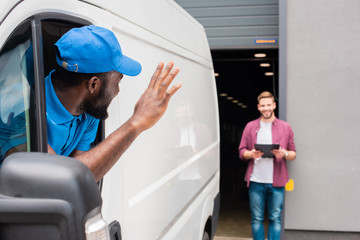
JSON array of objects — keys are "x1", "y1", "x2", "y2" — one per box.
[{"x1": 213, "y1": 49, "x2": 279, "y2": 238}]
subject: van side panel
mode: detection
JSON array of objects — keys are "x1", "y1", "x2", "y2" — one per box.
[
  {"x1": 100, "y1": 1, "x2": 219, "y2": 239},
  {"x1": 0, "y1": 0, "x2": 219, "y2": 239},
  {"x1": 106, "y1": 0, "x2": 212, "y2": 62}
]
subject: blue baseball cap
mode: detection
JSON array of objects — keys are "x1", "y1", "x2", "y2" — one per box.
[{"x1": 55, "y1": 25, "x2": 141, "y2": 76}]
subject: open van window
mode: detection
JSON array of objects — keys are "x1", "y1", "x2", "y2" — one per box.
[
  {"x1": 0, "y1": 20, "x2": 35, "y2": 163},
  {"x1": 0, "y1": 18, "x2": 104, "y2": 165},
  {"x1": 41, "y1": 19, "x2": 105, "y2": 147}
]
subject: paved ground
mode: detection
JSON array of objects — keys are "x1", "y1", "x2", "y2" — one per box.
[
  {"x1": 214, "y1": 197, "x2": 253, "y2": 239},
  {"x1": 214, "y1": 237, "x2": 252, "y2": 240},
  {"x1": 214, "y1": 193, "x2": 269, "y2": 240}
]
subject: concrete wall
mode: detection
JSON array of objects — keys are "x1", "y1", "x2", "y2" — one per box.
[{"x1": 283, "y1": 0, "x2": 360, "y2": 237}]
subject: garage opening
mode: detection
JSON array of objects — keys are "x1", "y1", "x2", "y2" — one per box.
[{"x1": 213, "y1": 49, "x2": 279, "y2": 239}]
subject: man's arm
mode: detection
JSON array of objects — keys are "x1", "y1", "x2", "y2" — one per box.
[
  {"x1": 48, "y1": 145, "x2": 56, "y2": 154},
  {"x1": 272, "y1": 148, "x2": 296, "y2": 161},
  {"x1": 242, "y1": 149, "x2": 264, "y2": 160},
  {"x1": 271, "y1": 124, "x2": 296, "y2": 161},
  {"x1": 238, "y1": 123, "x2": 263, "y2": 161},
  {"x1": 71, "y1": 62, "x2": 181, "y2": 181}
]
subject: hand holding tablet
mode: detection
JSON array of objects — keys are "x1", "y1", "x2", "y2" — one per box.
[{"x1": 254, "y1": 143, "x2": 280, "y2": 158}]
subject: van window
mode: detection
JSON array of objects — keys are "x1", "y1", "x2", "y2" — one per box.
[
  {"x1": 41, "y1": 20, "x2": 84, "y2": 76},
  {"x1": 0, "y1": 21, "x2": 34, "y2": 164},
  {"x1": 41, "y1": 19, "x2": 104, "y2": 146}
]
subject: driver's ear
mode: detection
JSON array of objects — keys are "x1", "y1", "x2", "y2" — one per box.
[{"x1": 86, "y1": 76, "x2": 101, "y2": 94}]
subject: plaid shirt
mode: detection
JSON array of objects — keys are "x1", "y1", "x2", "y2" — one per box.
[{"x1": 238, "y1": 117, "x2": 296, "y2": 187}]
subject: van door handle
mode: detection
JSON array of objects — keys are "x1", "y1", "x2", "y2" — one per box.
[{"x1": 109, "y1": 220, "x2": 122, "y2": 240}]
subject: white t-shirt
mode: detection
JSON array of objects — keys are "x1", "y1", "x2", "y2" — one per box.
[{"x1": 250, "y1": 121, "x2": 274, "y2": 183}]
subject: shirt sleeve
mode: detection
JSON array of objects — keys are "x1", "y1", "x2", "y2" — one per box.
[
  {"x1": 75, "y1": 117, "x2": 100, "y2": 152},
  {"x1": 238, "y1": 123, "x2": 251, "y2": 160},
  {"x1": 287, "y1": 124, "x2": 296, "y2": 152}
]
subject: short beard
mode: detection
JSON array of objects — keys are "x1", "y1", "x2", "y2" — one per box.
[
  {"x1": 261, "y1": 111, "x2": 273, "y2": 119},
  {"x1": 82, "y1": 101, "x2": 109, "y2": 120},
  {"x1": 80, "y1": 79, "x2": 110, "y2": 120}
]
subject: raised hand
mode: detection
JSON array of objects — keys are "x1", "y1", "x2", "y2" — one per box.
[{"x1": 131, "y1": 61, "x2": 182, "y2": 132}]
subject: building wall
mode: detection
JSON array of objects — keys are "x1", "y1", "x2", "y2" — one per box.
[
  {"x1": 176, "y1": 0, "x2": 360, "y2": 237},
  {"x1": 174, "y1": 0, "x2": 279, "y2": 49},
  {"x1": 284, "y1": 0, "x2": 360, "y2": 237}
]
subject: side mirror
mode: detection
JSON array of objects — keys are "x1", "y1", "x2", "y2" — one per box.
[{"x1": 0, "y1": 152, "x2": 107, "y2": 240}]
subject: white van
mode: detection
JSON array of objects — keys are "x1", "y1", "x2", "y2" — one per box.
[{"x1": 0, "y1": 0, "x2": 220, "y2": 240}]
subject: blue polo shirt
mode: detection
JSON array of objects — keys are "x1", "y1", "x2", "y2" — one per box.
[{"x1": 46, "y1": 70, "x2": 100, "y2": 156}]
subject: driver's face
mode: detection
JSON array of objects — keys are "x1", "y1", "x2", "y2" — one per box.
[{"x1": 83, "y1": 71, "x2": 124, "y2": 120}]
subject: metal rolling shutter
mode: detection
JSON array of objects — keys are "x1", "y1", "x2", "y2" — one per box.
[{"x1": 175, "y1": 0, "x2": 279, "y2": 49}]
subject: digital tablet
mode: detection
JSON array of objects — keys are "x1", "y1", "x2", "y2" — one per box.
[{"x1": 254, "y1": 143, "x2": 280, "y2": 158}]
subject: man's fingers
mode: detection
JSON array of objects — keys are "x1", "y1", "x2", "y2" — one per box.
[
  {"x1": 159, "y1": 67, "x2": 180, "y2": 95},
  {"x1": 165, "y1": 67, "x2": 180, "y2": 85},
  {"x1": 149, "y1": 62, "x2": 165, "y2": 88},
  {"x1": 160, "y1": 61, "x2": 174, "y2": 80},
  {"x1": 164, "y1": 82, "x2": 183, "y2": 101},
  {"x1": 155, "y1": 61, "x2": 174, "y2": 89},
  {"x1": 148, "y1": 61, "x2": 181, "y2": 103}
]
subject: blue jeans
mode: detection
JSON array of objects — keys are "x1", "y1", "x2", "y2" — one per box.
[{"x1": 249, "y1": 182, "x2": 284, "y2": 240}]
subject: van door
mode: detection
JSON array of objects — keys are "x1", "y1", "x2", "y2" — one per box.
[
  {"x1": 0, "y1": 14, "x2": 108, "y2": 240},
  {"x1": 0, "y1": 20, "x2": 36, "y2": 163},
  {"x1": 0, "y1": 15, "x2": 93, "y2": 163}
]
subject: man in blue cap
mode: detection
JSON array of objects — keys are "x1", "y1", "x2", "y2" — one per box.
[{"x1": 46, "y1": 25, "x2": 182, "y2": 181}]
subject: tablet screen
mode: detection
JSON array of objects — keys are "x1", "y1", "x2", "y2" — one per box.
[{"x1": 254, "y1": 144, "x2": 279, "y2": 158}]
